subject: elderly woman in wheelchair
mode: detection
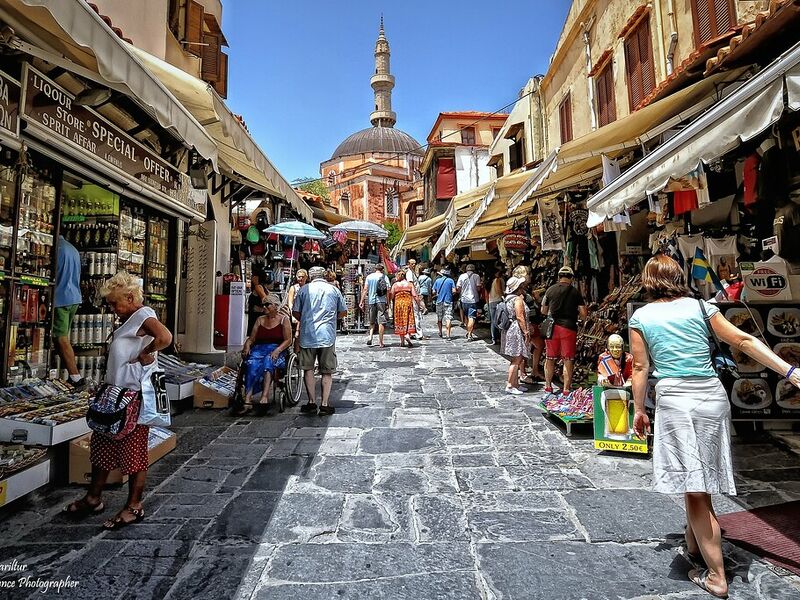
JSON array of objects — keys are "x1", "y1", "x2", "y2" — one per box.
[{"x1": 241, "y1": 293, "x2": 292, "y2": 414}]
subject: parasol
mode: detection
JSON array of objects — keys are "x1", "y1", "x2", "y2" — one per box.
[
  {"x1": 329, "y1": 220, "x2": 388, "y2": 273},
  {"x1": 262, "y1": 221, "x2": 326, "y2": 291}
]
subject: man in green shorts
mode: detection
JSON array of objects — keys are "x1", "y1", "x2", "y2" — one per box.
[{"x1": 54, "y1": 234, "x2": 84, "y2": 389}]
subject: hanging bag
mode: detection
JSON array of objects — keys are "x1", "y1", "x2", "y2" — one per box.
[
  {"x1": 494, "y1": 298, "x2": 514, "y2": 331},
  {"x1": 86, "y1": 385, "x2": 141, "y2": 440},
  {"x1": 698, "y1": 299, "x2": 739, "y2": 387},
  {"x1": 138, "y1": 367, "x2": 171, "y2": 428}
]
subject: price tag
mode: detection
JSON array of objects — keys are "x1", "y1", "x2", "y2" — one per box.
[{"x1": 594, "y1": 439, "x2": 648, "y2": 454}]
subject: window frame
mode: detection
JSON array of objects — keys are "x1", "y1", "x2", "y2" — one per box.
[
  {"x1": 385, "y1": 189, "x2": 399, "y2": 218},
  {"x1": 624, "y1": 15, "x2": 656, "y2": 111},
  {"x1": 460, "y1": 126, "x2": 476, "y2": 146},
  {"x1": 559, "y1": 93, "x2": 573, "y2": 144},
  {"x1": 691, "y1": 0, "x2": 736, "y2": 46},
  {"x1": 595, "y1": 61, "x2": 617, "y2": 127}
]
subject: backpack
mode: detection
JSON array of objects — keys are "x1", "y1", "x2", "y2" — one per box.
[
  {"x1": 494, "y1": 299, "x2": 514, "y2": 331},
  {"x1": 86, "y1": 384, "x2": 141, "y2": 440},
  {"x1": 376, "y1": 275, "x2": 388, "y2": 297}
]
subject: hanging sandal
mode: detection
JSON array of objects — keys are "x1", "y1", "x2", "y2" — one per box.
[
  {"x1": 63, "y1": 497, "x2": 105, "y2": 518},
  {"x1": 103, "y1": 506, "x2": 144, "y2": 530},
  {"x1": 688, "y1": 569, "x2": 728, "y2": 599}
]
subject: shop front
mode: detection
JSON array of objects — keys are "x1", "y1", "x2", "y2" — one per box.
[{"x1": 0, "y1": 43, "x2": 209, "y2": 503}]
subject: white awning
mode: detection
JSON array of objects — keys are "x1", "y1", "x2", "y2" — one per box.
[
  {"x1": 507, "y1": 149, "x2": 559, "y2": 212},
  {"x1": 127, "y1": 45, "x2": 313, "y2": 222},
  {"x1": 445, "y1": 183, "x2": 496, "y2": 256},
  {"x1": 8, "y1": 0, "x2": 218, "y2": 167},
  {"x1": 587, "y1": 41, "x2": 800, "y2": 226}
]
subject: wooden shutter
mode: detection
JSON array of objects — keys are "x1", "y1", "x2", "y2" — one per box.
[
  {"x1": 559, "y1": 94, "x2": 573, "y2": 144},
  {"x1": 692, "y1": 0, "x2": 735, "y2": 45},
  {"x1": 596, "y1": 63, "x2": 617, "y2": 127},
  {"x1": 202, "y1": 33, "x2": 220, "y2": 82},
  {"x1": 638, "y1": 19, "x2": 656, "y2": 101},
  {"x1": 625, "y1": 17, "x2": 655, "y2": 110},
  {"x1": 186, "y1": 0, "x2": 204, "y2": 57},
  {"x1": 212, "y1": 52, "x2": 228, "y2": 98}
]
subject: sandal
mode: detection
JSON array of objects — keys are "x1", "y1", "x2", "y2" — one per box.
[
  {"x1": 103, "y1": 506, "x2": 144, "y2": 530},
  {"x1": 688, "y1": 569, "x2": 728, "y2": 599},
  {"x1": 63, "y1": 497, "x2": 105, "y2": 518}
]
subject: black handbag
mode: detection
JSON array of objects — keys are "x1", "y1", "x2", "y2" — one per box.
[
  {"x1": 698, "y1": 300, "x2": 739, "y2": 386},
  {"x1": 541, "y1": 316, "x2": 555, "y2": 340}
]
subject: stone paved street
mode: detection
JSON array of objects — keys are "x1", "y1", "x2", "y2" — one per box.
[{"x1": 2, "y1": 315, "x2": 800, "y2": 599}]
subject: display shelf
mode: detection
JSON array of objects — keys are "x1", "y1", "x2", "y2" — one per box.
[{"x1": 0, "y1": 458, "x2": 50, "y2": 507}]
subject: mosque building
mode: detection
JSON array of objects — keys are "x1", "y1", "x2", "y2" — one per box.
[{"x1": 320, "y1": 18, "x2": 423, "y2": 228}]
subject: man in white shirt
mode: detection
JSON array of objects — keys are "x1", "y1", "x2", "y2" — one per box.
[
  {"x1": 455, "y1": 264, "x2": 482, "y2": 341},
  {"x1": 359, "y1": 264, "x2": 390, "y2": 348}
]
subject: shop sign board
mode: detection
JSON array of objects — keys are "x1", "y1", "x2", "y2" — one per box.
[
  {"x1": 592, "y1": 386, "x2": 648, "y2": 454},
  {"x1": 0, "y1": 69, "x2": 20, "y2": 138},
  {"x1": 21, "y1": 65, "x2": 183, "y2": 202},
  {"x1": 762, "y1": 236, "x2": 779, "y2": 254},
  {"x1": 741, "y1": 260, "x2": 791, "y2": 302},
  {"x1": 470, "y1": 241, "x2": 487, "y2": 252}
]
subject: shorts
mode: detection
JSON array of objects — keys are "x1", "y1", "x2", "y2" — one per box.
[
  {"x1": 90, "y1": 424, "x2": 149, "y2": 475},
  {"x1": 53, "y1": 304, "x2": 79, "y2": 338},
  {"x1": 299, "y1": 345, "x2": 338, "y2": 374},
  {"x1": 436, "y1": 301, "x2": 453, "y2": 324},
  {"x1": 461, "y1": 302, "x2": 478, "y2": 318},
  {"x1": 368, "y1": 302, "x2": 388, "y2": 326},
  {"x1": 545, "y1": 324, "x2": 578, "y2": 360}
]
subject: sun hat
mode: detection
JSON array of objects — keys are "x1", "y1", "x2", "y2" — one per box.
[
  {"x1": 262, "y1": 293, "x2": 281, "y2": 306},
  {"x1": 558, "y1": 266, "x2": 574, "y2": 277},
  {"x1": 505, "y1": 276, "x2": 525, "y2": 294}
]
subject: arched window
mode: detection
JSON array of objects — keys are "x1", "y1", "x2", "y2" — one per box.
[
  {"x1": 340, "y1": 191, "x2": 350, "y2": 216},
  {"x1": 385, "y1": 189, "x2": 399, "y2": 218}
]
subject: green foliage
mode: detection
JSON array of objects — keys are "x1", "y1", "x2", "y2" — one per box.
[
  {"x1": 383, "y1": 221, "x2": 402, "y2": 249},
  {"x1": 295, "y1": 177, "x2": 330, "y2": 199}
]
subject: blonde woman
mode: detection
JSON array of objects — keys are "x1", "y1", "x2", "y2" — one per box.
[
  {"x1": 242, "y1": 293, "x2": 292, "y2": 413},
  {"x1": 64, "y1": 271, "x2": 172, "y2": 530}
]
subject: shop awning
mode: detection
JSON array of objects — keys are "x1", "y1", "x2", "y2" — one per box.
[
  {"x1": 587, "y1": 41, "x2": 800, "y2": 226},
  {"x1": 312, "y1": 205, "x2": 348, "y2": 227},
  {"x1": 4, "y1": 0, "x2": 218, "y2": 167},
  {"x1": 127, "y1": 45, "x2": 313, "y2": 223},
  {"x1": 507, "y1": 68, "x2": 744, "y2": 213},
  {"x1": 400, "y1": 213, "x2": 448, "y2": 251}
]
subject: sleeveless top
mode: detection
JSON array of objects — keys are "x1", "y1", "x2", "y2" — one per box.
[
  {"x1": 254, "y1": 319, "x2": 285, "y2": 344},
  {"x1": 105, "y1": 306, "x2": 159, "y2": 391}
]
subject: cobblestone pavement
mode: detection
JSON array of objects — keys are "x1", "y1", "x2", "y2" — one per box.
[{"x1": 2, "y1": 315, "x2": 800, "y2": 599}]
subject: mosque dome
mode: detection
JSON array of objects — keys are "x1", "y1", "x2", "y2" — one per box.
[{"x1": 330, "y1": 126, "x2": 422, "y2": 161}]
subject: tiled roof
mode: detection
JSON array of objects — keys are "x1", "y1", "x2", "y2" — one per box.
[
  {"x1": 588, "y1": 48, "x2": 613, "y2": 77},
  {"x1": 436, "y1": 112, "x2": 509, "y2": 119},
  {"x1": 87, "y1": 3, "x2": 133, "y2": 44},
  {"x1": 618, "y1": 5, "x2": 649, "y2": 40},
  {"x1": 704, "y1": 0, "x2": 800, "y2": 75}
]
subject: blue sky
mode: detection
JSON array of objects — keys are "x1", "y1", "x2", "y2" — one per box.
[{"x1": 224, "y1": 0, "x2": 572, "y2": 182}]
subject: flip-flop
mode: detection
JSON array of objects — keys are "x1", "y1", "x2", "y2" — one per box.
[
  {"x1": 103, "y1": 506, "x2": 144, "y2": 530},
  {"x1": 678, "y1": 546, "x2": 707, "y2": 568},
  {"x1": 63, "y1": 498, "x2": 105, "y2": 518},
  {"x1": 688, "y1": 569, "x2": 728, "y2": 599}
]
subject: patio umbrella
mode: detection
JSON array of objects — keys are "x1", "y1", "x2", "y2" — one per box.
[
  {"x1": 329, "y1": 221, "x2": 389, "y2": 271},
  {"x1": 262, "y1": 221, "x2": 326, "y2": 290}
]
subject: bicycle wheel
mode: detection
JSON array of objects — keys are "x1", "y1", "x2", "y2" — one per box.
[{"x1": 284, "y1": 353, "x2": 303, "y2": 407}]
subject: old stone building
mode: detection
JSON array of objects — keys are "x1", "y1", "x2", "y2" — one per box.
[{"x1": 320, "y1": 18, "x2": 423, "y2": 226}]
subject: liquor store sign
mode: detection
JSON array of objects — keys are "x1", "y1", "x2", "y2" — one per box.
[
  {"x1": 0, "y1": 69, "x2": 20, "y2": 138},
  {"x1": 21, "y1": 64, "x2": 182, "y2": 200}
]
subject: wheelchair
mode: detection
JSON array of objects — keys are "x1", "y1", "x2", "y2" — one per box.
[{"x1": 229, "y1": 304, "x2": 303, "y2": 415}]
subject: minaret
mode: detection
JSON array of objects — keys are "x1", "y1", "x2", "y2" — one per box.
[{"x1": 370, "y1": 15, "x2": 396, "y2": 128}]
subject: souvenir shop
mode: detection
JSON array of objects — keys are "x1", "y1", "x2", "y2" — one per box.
[{"x1": 0, "y1": 55, "x2": 207, "y2": 505}]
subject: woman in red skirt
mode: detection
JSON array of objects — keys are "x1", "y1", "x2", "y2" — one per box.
[
  {"x1": 64, "y1": 271, "x2": 172, "y2": 529},
  {"x1": 389, "y1": 270, "x2": 421, "y2": 348}
]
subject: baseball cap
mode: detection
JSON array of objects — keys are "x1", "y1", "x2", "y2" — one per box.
[{"x1": 558, "y1": 266, "x2": 574, "y2": 277}]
